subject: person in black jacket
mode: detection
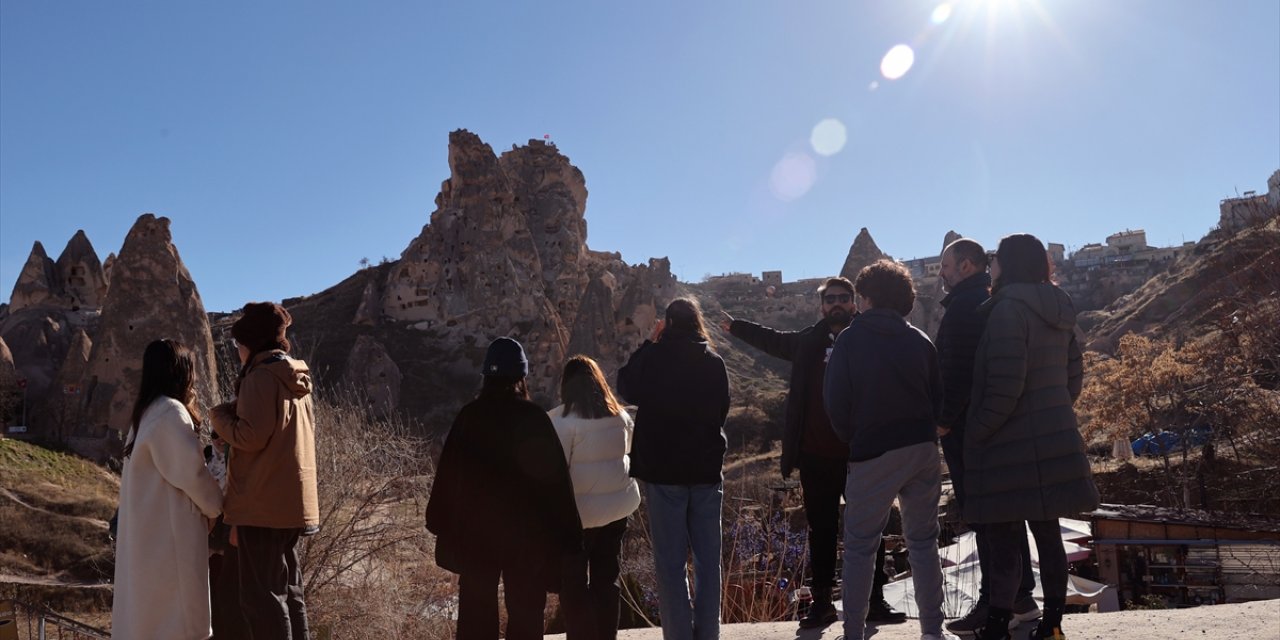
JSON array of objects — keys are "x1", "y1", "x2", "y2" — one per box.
[
  {"x1": 425, "y1": 337, "x2": 583, "y2": 640},
  {"x1": 618, "y1": 298, "x2": 730, "y2": 640},
  {"x1": 721, "y1": 277, "x2": 906, "y2": 628},
  {"x1": 823, "y1": 260, "x2": 950, "y2": 640},
  {"x1": 935, "y1": 239, "x2": 1040, "y2": 635}
]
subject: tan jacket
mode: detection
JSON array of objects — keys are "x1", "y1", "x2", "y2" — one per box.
[{"x1": 211, "y1": 350, "x2": 319, "y2": 528}]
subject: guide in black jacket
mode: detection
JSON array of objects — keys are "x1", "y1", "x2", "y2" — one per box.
[{"x1": 723, "y1": 276, "x2": 907, "y2": 628}]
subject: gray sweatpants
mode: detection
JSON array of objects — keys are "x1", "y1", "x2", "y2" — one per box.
[{"x1": 841, "y1": 441, "x2": 945, "y2": 639}]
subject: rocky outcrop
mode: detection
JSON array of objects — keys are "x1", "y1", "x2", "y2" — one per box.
[
  {"x1": 0, "y1": 337, "x2": 13, "y2": 375},
  {"x1": 499, "y1": 140, "x2": 591, "y2": 330},
  {"x1": 9, "y1": 242, "x2": 61, "y2": 312},
  {"x1": 0, "y1": 310, "x2": 73, "y2": 401},
  {"x1": 54, "y1": 230, "x2": 108, "y2": 310},
  {"x1": 9, "y1": 232, "x2": 108, "y2": 313},
  {"x1": 377, "y1": 130, "x2": 678, "y2": 398},
  {"x1": 1085, "y1": 217, "x2": 1280, "y2": 352},
  {"x1": 341, "y1": 335, "x2": 402, "y2": 416},
  {"x1": 839, "y1": 228, "x2": 890, "y2": 282},
  {"x1": 80, "y1": 214, "x2": 219, "y2": 434}
]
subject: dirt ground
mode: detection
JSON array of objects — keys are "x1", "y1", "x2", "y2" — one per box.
[{"x1": 547, "y1": 599, "x2": 1280, "y2": 640}]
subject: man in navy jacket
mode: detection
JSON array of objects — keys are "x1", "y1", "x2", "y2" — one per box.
[{"x1": 723, "y1": 277, "x2": 906, "y2": 628}]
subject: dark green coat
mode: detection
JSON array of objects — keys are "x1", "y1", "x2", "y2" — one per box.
[{"x1": 962, "y1": 283, "x2": 1099, "y2": 524}]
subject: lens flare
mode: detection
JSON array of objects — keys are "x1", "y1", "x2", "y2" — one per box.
[
  {"x1": 769, "y1": 152, "x2": 817, "y2": 202},
  {"x1": 868, "y1": 80, "x2": 880, "y2": 92},
  {"x1": 809, "y1": 119, "x2": 847, "y2": 157},
  {"x1": 879, "y1": 44, "x2": 915, "y2": 80},
  {"x1": 931, "y1": 3, "x2": 953, "y2": 25}
]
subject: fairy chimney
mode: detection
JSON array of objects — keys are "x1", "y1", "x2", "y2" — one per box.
[
  {"x1": 9, "y1": 242, "x2": 61, "y2": 312},
  {"x1": 54, "y1": 230, "x2": 108, "y2": 310},
  {"x1": 839, "y1": 228, "x2": 891, "y2": 281},
  {"x1": 81, "y1": 214, "x2": 219, "y2": 432}
]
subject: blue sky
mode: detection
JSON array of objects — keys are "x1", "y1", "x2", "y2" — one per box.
[{"x1": 2, "y1": 0, "x2": 1277, "y2": 313}]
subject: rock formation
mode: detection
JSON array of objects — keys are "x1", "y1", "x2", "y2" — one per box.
[
  {"x1": 0, "y1": 337, "x2": 13, "y2": 375},
  {"x1": 499, "y1": 140, "x2": 591, "y2": 330},
  {"x1": 8, "y1": 232, "x2": 108, "y2": 313},
  {"x1": 53, "y1": 230, "x2": 108, "y2": 310},
  {"x1": 80, "y1": 214, "x2": 219, "y2": 435},
  {"x1": 839, "y1": 228, "x2": 890, "y2": 282},
  {"x1": 9, "y1": 242, "x2": 60, "y2": 312},
  {"x1": 376, "y1": 130, "x2": 677, "y2": 398},
  {"x1": 341, "y1": 335, "x2": 402, "y2": 416}
]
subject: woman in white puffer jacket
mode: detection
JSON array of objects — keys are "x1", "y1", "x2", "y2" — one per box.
[{"x1": 550, "y1": 355, "x2": 642, "y2": 640}]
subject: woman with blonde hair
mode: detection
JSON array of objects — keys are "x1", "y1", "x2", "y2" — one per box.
[
  {"x1": 113, "y1": 339, "x2": 224, "y2": 639},
  {"x1": 618, "y1": 298, "x2": 731, "y2": 640},
  {"x1": 551, "y1": 355, "x2": 641, "y2": 640}
]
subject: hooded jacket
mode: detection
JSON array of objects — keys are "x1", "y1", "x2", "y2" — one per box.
[
  {"x1": 210, "y1": 350, "x2": 319, "y2": 529},
  {"x1": 617, "y1": 328, "x2": 730, "y2": 485},
  {"x1": 963, "y1": 283, "x2": 1099, "y2": 524},
  {"x1": 549, "y1": 406, "x2": 642, "y2": 529},
  {"x1": 824, "y1": 308, "x2": 942, "y2": 462}
]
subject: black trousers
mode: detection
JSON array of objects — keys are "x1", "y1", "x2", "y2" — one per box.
[
  {"x1": 985, "y1": 519, "x2": 1066, "y2": 609},
  {"x1": 211, "y1": 547, "x2": 250, "y2": 639},
  {"x1": 942, "y1": 432, "x2": 1035, "y2": 605},
  {"x1": 237, "y1": 526, "x2": 310, "y2": 640},
  {"x1": 798, "y1": 453, "x2": 888, "y2": 601},
  {"x1": 560, "y1": 517, "x2": 628, "y2": 640},
  {"x1": 457, "y1": 560, "x2": 548, "y2": 640}
]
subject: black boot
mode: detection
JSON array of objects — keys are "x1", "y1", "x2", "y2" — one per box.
[
  {"x1": 798, "y1": 590, "x2": 838, "y2": 629},
  {"x1": 1028, "y1": 598, "x2": 1065, "y2": 639},
  {"x1": 976, "y1": 607, "x2": 1013, "y2": 640}
]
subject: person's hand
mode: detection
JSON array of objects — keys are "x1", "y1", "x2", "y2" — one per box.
[
  {"x1": 650, "y1": 319, "x2": 665, "y2": 342},
  {"x1": 229, "y1": 525, "x2": 239, "y2": 548},
  {"x1": 719, "y1": 311, "x2": 734, "y2": 333},
  {"x1": 937, "y1": 425, "x2": 951, "y2": 437}
]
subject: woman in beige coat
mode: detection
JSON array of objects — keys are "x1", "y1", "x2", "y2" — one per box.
[
  {"x1": 112, "y1": 339, "x2": 223, "y2": 640},
  {"x1": 550, "y1": 355, "x2": 641, "y2": 640}
]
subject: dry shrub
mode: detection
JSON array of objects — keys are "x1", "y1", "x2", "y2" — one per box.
[{"x1": 299, "y1": 386, "x2": 456, "y2": 639}]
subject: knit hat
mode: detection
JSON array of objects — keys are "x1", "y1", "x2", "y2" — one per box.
[
  {"x1": 231, "y1": 302, "x2": 292, "y2": 353},
  {"x1": 482, "y1": 337, "x2": 528, "y2": 378}
]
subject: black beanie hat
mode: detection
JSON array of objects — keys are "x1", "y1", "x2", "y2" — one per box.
[
  {"x1": 231, "y1": 302, "x2": 292, "y2": 353},
  {"x1": 482, "y1": 337, "x2": 528, "y2": 378}
]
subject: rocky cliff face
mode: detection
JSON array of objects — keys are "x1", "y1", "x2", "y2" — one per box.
[
  {"x1": 368, "y1": 130, "x2": 675, "y2": 402},
  {"x1": 79, "y1": 214, "x2": 219, "y2": 441}
]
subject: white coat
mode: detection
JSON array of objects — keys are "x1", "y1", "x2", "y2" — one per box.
[
  {"x1": 112, "y1": 397, "x2": 223, "y2": 640},
  {"x1": 548, "y1": 405, "x2": 642, "y2": 529}
]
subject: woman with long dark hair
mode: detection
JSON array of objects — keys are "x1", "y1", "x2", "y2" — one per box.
[
  {"x1": 964, "y1": 234, "x2": 1099, "y2": 640},
  {"x1": 618, "y1": 298, "x2": 731, "y2": 640},
  {"x1": 426, "y1": 337, "x2": 582, "y2": 640},
  {"x1": 113, "y1": 339, "x2": 224, "y2": 640},
  {"x1": 551, "y1": 355, "x2": 641, "y2": 640}
]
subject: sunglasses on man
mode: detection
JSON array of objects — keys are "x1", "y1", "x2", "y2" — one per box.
[{"x1": 823, "y1": 293, "x2": 852, "y2": 304}]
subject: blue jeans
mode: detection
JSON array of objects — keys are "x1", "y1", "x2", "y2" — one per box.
[{"x1": 644, "y1": 482, "x2": 722, "y2": 640}]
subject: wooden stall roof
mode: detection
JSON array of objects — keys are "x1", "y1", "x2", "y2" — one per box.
[{"x1": 1090, "y1": 503, "x2": 1280, "y2": 543}]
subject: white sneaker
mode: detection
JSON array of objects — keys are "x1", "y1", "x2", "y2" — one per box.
[
  {"x1": 1011, "y1": 596, "x2": 1042, "y2": 628},
  {"x1": 922, "y1": 633, "x2": 963, "y2": 640}
]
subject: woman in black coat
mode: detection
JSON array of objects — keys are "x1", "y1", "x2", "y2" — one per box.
[
  {"x1": 426, "y1": 337, "x2": 583, "y2": 640},
  {"x1": 965, "y1": 235, "x2": 1099, "y2": 640},
  {"x1": 617, "y1": 298, "x2": 730, "y2": 640}
]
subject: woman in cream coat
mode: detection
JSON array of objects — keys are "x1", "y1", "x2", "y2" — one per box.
[
  {"x1": 113, "y1": 339, "x2": 224, "y2": 640},
  {"x1": 550, "y1": 355, "x2": 642, "y2": 640}
]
